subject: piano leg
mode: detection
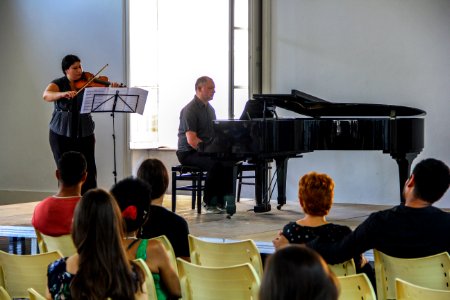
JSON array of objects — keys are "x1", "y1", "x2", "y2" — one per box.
[
  {"x1": 274, "y1": 157, "x2": 288, "y2": 210},
  {"x1": 254, "y1": 159, "x2": 272, "y2": 213},
  {"x1": 391, "y1": 152, "x2": 418, "y2": 204}
]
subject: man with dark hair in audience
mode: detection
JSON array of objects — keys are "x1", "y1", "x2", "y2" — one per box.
[
  {"x1": 137, "y1": 158, "x2": 191, "y2": 261},
  {"x1": 307, "y1": 158, "x2": 450, "y2": 263},
  {"x1": 32, "y1": 151, "x2": 87, "y2": 236}
]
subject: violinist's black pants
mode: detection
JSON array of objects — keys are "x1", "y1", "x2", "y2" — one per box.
[{"x1": 49, "y1": 131, "x2": 97, "y2": 195}]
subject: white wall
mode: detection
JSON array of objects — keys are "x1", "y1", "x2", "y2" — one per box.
[
  {"x1": 0, "y1": 0, "x2": 127, "y2": 203},
  {"x1": 0, "y1": 0, "x2": 448, "y2": 208},
  {"x1": 272, "y1": 0, "x2": 449, "y2": 207}
]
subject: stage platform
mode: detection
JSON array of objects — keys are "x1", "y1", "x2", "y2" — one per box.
[{"x1": 0, "y1": 195, "x2": 394, "y2": 257}]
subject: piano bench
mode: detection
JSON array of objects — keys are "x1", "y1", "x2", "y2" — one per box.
[
  {"x1": 171, "y1": 165, "x2": 206, "y2": 214},
  {"x1": 236, "y1": 162, "x2": 257, "y2": 202}
]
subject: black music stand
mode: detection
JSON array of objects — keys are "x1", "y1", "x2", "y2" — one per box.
[{"x1": 81, "y1": 87, "x2": 147, "y2": 183}]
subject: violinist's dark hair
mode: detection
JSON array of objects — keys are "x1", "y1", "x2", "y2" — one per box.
[
  {"x1": 137, "y1": 158, "x2": 169, "y2": 201},
  {"x1": 71, "y1": 189, "x2": 144, "y2": 299},
  {"x1": 110, "y1": 177, "x2": 152, "y2": 233},
  {"x1": 259, "y1": 245, "x2": 339, "y2": 300},
  {"x1": 61, "y1": 54, "x2": 80, "y2": 75}
]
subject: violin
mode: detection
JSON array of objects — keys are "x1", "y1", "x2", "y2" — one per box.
[
  {"x1": 73, "y1": 64, "x2": 124, "y2": 96},
  {"x1": 74, "y1": 71, "x2": 112, "y2": 90}
]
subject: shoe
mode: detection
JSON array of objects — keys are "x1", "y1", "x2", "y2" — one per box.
[
  {"x1": 205, "y1": 206, "x2": 223, "y2": 214},
  {"x1": 202, "y1": 201, "x2": 208, "y2": 208},
  {"x1": 216, "y1": 204, "x2": 225, "y2": 212}
]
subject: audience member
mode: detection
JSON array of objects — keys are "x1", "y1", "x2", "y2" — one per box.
[
  {"x1": 111, "y1": 177, "x2": 181, "y2": 300},
  {"x1": 307, "y1": 158, "x2": 450, "y2": 263},
  {"x1": 259, "y1": 245, "x2": 339, "y2": 300},
  {"x1": 46, "y1": 189, "x2": 147, "y2": 299},
  {"x1": 272, "y1": 172, "x2": 372, "y2": 279},
  {"x1": 32, "y1": 151, "x2": 87, "y2": 236},
  {"x1": 137, "y1": 158, "x2": 190, "y2": 260}
]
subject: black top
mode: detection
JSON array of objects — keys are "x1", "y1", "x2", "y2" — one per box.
[
  {"x1": 49, "y1": 76, "x2": 95, "y2": 138},
  {"x1": 307, "y1": 205, "x2": 450, "y2": 264},
  {"x1": 282, "y1": 222, "x2": 363, "y2": 268},
  {"x1": 138, "y1": 205, "x2": 190, "y2": 258}
]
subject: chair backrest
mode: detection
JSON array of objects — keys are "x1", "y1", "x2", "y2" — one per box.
[
  {"x1": 0, "y1": 250, "x2": 63, "y2": 298},
  {"x1": 34, "y1": 230, "x2": 48, "y2": 253},
  {"x1": 27, "y1": 287, "x2": 46, "y2": 300},
  {"x1": 338, "y1": 273, "x2": 376, "y2": 300},
  {"x1": 149, "y1": 235, "x2": 178, "y2": 275},
  {"x1": 374, "y1": 250, "x2": 450, "y2": 300},
  {"x1": 177, "y1": 258, "x2": 260, "y2": 300},
  {"x1": 188, "y1": 234, "x2": 264, "y2": 278},
  {"x1": 133, "y1": 258, "x2": 158, "y2": 300},
  {"x1": 395, "y1": 278, "x2": 450, "y2": 300},
  {"x1": 328, "y1": 258, "x2": 356, "y2": 277},
  {"x1": 35, "y1": 229, "x2": 77, "y2": 257},
  {"x1": 0, "y1": 287, "x2": 11, "y2": 300}
]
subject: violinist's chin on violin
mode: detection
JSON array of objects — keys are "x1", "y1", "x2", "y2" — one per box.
[{"x1": 74, "y1": 63, "x2": 124, "y2": 96}]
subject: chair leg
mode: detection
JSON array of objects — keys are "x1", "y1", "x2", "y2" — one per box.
[
  {"x1": 196, "y1": 176, "x2": 202, "y2": 214},
  {"x1": 191, "y1": 178, "x2": 197, "y2": 210},
  {"x1": 236, "y1": 170, "x2": 243, "y2": 202},
  {"x1": 171, "y1": 170, "x2": 177, "y2": 212}
]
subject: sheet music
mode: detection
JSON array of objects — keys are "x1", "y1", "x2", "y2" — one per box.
[{"x1": 81, "y1": 87, "x2": 148, "y2": 115}]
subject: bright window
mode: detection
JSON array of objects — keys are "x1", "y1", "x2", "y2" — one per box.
[{"x1": 128, "y1": 0, "x2": 248, "y2": 149}]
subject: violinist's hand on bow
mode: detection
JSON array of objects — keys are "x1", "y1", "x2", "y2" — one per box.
[
  {"x1": 62, "y1": 90, "x2": 77, "y2": 99},
  {"x1": 110, "y1": 82, "x2": 122, "y2": 87}
]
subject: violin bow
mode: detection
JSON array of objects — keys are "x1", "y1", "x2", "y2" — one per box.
[{"x1": 74, "y1": 63, "x2": 109, "y2": 96}]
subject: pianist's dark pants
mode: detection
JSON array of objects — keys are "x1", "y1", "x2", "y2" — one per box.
[{"x1": 176, "y1": 150, "x2": 234, "y2": 207}]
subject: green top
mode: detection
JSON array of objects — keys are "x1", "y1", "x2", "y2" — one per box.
[{"x1": 129, "y1": 239, "x2": 168, "y2": 300}]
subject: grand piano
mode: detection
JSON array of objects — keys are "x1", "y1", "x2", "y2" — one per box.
[{"x1": 200, "y1": 89, "x2": 425, "y2": 213}]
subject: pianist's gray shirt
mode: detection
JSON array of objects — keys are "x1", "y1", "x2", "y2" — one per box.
[{"x1": 177, "y1": 96, "x2": 216, "y2": 152}]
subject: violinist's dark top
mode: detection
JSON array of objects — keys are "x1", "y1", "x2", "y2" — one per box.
[{"x1": 49, "y1": 76, "x2": 95, "y2": 138}]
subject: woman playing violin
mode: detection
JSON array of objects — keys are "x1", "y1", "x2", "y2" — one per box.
[{"x1": 43, "y1": 54, "x2": 121, "y2": 194}]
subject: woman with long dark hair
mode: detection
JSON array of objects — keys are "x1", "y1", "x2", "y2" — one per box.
[{"x1": 46, "y1": 189, "x2": 147, "y2": 299}]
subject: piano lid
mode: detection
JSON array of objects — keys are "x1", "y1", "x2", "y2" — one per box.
[{"x1": 253, "y1": 89, "x2": 426, "y2": 118}]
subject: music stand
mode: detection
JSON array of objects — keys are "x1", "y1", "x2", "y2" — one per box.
[{"x1": 81, "y1": 87, "x2": 148, "y2": 183}]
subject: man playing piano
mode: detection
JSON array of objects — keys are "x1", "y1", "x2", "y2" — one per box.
[{"x1": 176, "y1": 76, "x2": 234, "y2": 214}]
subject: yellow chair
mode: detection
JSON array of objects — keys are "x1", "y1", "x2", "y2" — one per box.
[
  {"x1": 188, "y1": 234, "x2": 264, "y2": 278},
  {"x1": 328, "y1": 258, "x2": 356, "y2": 277},
  {"x1": 177, "y1": 258, "x2": 260, "y2": 300},
  {"x1": 374, "y1": 250, "x2": 450, "y2": 300},
  {"x1": 35, "y1": 229, "x2": 77, "y2": 257},
  {"x1": 133, "y1": 258, "x2": 158, "y2": 300},
  {"x1": 27, "y1": 287, "x2": 46, "y2": 300},
  {"x1": 0, "y1": 250, "x2": 63, "y2": 298},
  {"x1": 150, "y1": 235, "x2": 178, "y2": 274},
  {"x1": 0, "y1": 287, "x2": 11, "y2": 300},
  {"x1": 337, "y1": 273, "x2": 376, "y2": 300},
  {"x1": 396, "y1": 278, "x2": 450, "y2": 300}
]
